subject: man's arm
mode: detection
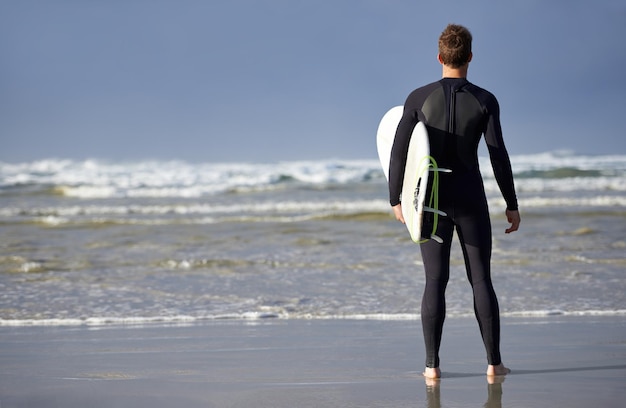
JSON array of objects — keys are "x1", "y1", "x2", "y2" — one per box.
[
  {"x1": 482, "y1": 94, "x2": 520, "y2": 233},
  {"x1": 389, "y1": 108, "x2": 419, "y2": 207},
  {"x1": 483, "y1": 95, "x2": 519, "y2": 213}
]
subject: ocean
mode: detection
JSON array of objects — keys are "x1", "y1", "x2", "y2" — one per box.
[{"x1": 1, "y1": 151, "x2": 625, "y2": 326}]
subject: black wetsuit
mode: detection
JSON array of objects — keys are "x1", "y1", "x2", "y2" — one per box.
[{"x1": 389, "y1": 78, "x2": 518, "y2": 368}]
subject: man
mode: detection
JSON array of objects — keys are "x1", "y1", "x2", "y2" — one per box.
[{"x1": 388, "y1": 24, "x2": 520, "y2": 379}]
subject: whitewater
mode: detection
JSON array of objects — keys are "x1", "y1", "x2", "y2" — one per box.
[{"x1": 0, "y1": 152, "x2": 624, "y2": 326}]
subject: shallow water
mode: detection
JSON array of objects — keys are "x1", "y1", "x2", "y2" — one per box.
[{"x1": 1, "y1": 154, "x2": 625, "y2": 325}]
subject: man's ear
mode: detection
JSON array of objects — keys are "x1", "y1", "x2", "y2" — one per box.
[
  {"x1": 467, "y1": 52, "x2": 473, "y2": 63},
  {"x1": 437, "y1": 53, "x2": 444, "y2": 64}
]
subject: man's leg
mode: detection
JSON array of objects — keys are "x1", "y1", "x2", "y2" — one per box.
[
  {"x1": 456, "y1": 210, "x2": 509, "y2": 375},
  {"x1": 419, "y1": 217, "x2": 454, "y2": 377}
]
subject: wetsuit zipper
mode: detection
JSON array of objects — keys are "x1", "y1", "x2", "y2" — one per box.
[{"x1": 448, "y1": 87, "x2": 456, "y2": 134}]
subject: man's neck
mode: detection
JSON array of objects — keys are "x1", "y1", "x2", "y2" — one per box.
[{"x1": 441, "y1": 64, "x2": 468, "y2": 79}]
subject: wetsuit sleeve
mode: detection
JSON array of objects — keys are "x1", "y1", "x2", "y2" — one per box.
[
  {"x1": 483, "y1": 96, "x2": 518, "y2": 211},
  {"x1": 389, "y1": 107, "x2": 419, "y2": 206}
]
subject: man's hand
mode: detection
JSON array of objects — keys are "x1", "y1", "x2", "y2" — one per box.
[
  {"x1": 505, "y1": 209, "x2": 520, "y2": 233},
  {"x1": 392, "y1": 204, "x2": 405, "y2": 224}
]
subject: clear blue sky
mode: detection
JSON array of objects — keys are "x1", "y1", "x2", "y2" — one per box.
[{"x1": 1, "y1": 0, "x2": 624, "y2": 163}]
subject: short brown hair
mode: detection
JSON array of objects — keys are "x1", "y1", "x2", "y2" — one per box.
[{"x1": 438, "y1": 24, "x2": 472, "y2": 68}]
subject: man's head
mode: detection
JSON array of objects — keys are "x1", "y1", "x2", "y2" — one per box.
[{"x1": 438, "y1": 24, "x2": 473, "y2": 68}]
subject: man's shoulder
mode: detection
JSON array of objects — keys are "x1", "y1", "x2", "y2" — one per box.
[
  {"x1": 411, "y1": 80, "x2": 442, "y2": 94},
  {"x1": 465, "y1": 82, "x2": 497, "y2": 100},
  {"x1": 405, "y1": 81, "x2": 442, "y2": 104}
]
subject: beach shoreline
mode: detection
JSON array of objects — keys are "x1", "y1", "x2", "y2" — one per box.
[{"x1": 1, "y1": 315, "x2": 624, "y2": 407}]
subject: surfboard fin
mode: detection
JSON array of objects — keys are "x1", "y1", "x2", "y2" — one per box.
[
  {"x1": 423, "y1": 206, "x2": 447, "y2": 216},
  {"x1": 430, "y1": 234, "x2": 444, "y2": 244}
]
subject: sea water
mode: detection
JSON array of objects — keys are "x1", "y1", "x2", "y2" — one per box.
[{"x1": 0, "y1": 152, "x2": 625, "y2": 326}]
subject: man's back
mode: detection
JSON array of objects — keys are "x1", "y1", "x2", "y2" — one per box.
[{"x1": 389, "y1": 78, "x2": 517, "y2": 211}]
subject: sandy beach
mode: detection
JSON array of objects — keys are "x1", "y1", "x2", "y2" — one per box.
[{"x1": 0, "y1": 315, "x2": 624, "y2": 407}]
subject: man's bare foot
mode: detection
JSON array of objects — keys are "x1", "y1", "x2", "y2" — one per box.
[
  {"x1": 423, "y1": 367, "x2": 441, "y2": 379},
  {"x1": 486, "y1": 374, "x2": 506, "y2": 385},
  {"x1": 424, "y1": 376, "x2": 440, "y2": 387},
  {"x1": 486, "y1": 363, "x2": 510, "y2": 376}
]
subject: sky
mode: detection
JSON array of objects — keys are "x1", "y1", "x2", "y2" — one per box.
[{"x1": 1, "y1": 0, "x2": 625, "y2": 163}]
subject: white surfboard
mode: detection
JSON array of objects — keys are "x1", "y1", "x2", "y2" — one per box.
[{"x1": 376, "y1": 106, "x2": 448, "y2": 243}]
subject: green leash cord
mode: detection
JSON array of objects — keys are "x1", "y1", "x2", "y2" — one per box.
[{"x1": 416, "y1": 156, "x2": 450, "y2": 244}]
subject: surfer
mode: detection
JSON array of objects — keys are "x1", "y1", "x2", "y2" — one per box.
[{"x1": 388, "y1": 24, "x2": 521, "y2": 379}]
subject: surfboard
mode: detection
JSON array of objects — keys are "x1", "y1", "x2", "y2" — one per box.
[{"x1": 376, "y1": 106, "x2": 447, "y2": 243}]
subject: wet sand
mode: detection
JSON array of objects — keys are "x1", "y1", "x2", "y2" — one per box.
[{"x1": 0, "y1": 316, "x2": 624, "y2": 407}]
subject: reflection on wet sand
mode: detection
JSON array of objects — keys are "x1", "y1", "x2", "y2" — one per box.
[{"x1": 425, "y1": 376, "x2": 505, "y2": 408}]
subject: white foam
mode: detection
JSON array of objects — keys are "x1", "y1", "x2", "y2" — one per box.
[
  {"x1": 1, "y1": 159, "x2": 383, "y2": 197},
  {"x1": 2, "y1": 154, "x2": 626, "y2": 198},
  {"x1": 516, "y1": 195, "x2": 626, "y2": 208},
  {"x1": 482, "y1": 151, "x2": 626, "y2": 174},
  {"x1": 2, "y1": 193, "x2": 623, "y2": 226},
  {"x1": 2, "y1": 309, "x2": 625, "y2": 327},
  {"x1": 502, "y1": 309, "x2": 626, "y2": 318},
  {"x1": 483, "y1": 176, "x2": 626, "y2": 193},
  {"x1": 0, "y1": 200, "x2": 391, "y2": 219}
]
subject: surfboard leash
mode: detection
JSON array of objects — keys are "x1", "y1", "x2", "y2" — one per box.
[{"x1": 420, "y1": 156, "x2": 451, "y2": 244}]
